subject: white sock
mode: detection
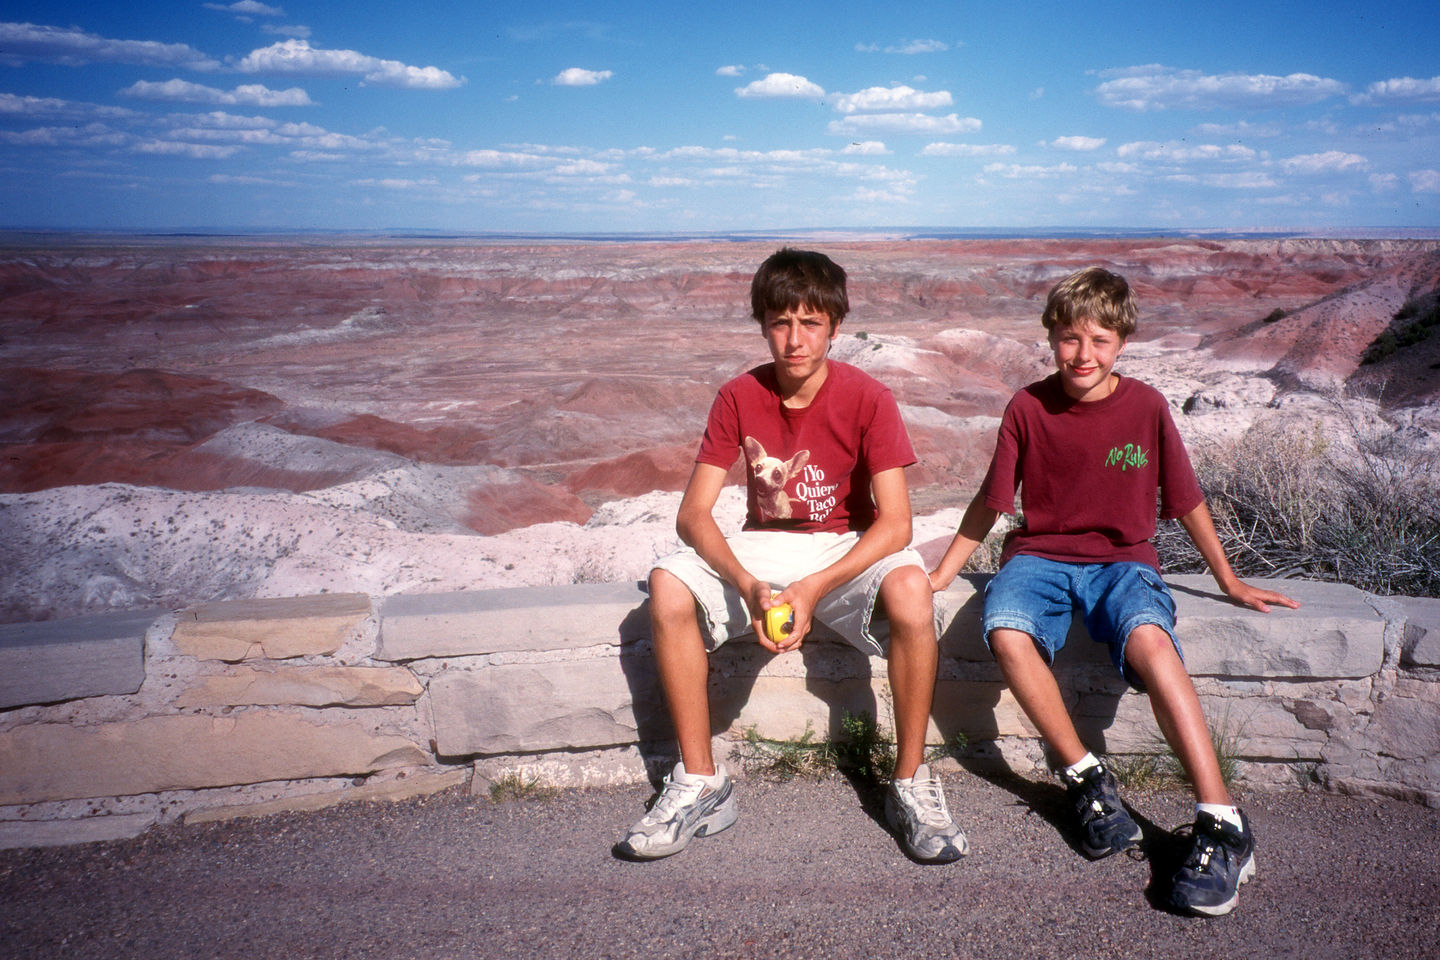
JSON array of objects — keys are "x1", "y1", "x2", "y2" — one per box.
[
  {"x1": 1196, "y1": 802, "x2": 1243, "y2": 829},
  {"x1": 1063, "y1": 752, "x2": 1101, "y2": 779}
]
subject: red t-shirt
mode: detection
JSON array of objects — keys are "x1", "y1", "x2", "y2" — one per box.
[
  {"x1": 696, "y1": 361, "x2": 916, "y2": 533},
  {"x1": 979, "y1": 374, "x2": 1204, "y2": 570}
]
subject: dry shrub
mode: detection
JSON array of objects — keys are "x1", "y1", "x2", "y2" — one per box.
[{"x1": 1157, "y1": 408, "x2": 1440, "y2": 597}]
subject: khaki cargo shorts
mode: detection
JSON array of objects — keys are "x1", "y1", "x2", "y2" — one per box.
[{"x1": 651, "y1": 529, "x2": 934, "y2": 658}]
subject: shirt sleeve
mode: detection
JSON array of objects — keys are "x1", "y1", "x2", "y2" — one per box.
[
  {"x1": 860, "y1": 384, "x2": 917, "y2": 473},
  {"x1": 979, "y1": 395, "x2": 1023, "y2": 514},
  {"x1": 1156, "y1": 400, "x2": 1204, "y2": 519},
  {"x1": 694, "y1": 383, "x2": 741, "y2": 469}
]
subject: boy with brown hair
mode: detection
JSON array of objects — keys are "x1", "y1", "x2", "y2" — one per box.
[
  {"x1": 928, "y1": 266, "x2": 1299, "y2": 916},
  {"x1": 615, "y1": 248, "x2": 965, "y2": 864}
]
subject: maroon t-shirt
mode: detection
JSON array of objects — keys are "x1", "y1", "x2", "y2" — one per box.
[
  {"x1": 979, "y1": 374, "x2": 1204, "y2": 571},
  {"x1": 696, "y1": 361, "x2": 916, "y2": 533}
]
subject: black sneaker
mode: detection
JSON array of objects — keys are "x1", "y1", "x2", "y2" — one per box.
[
  {"x1": 1062, "y1": 762, "x2": 1143, "y2": 859},
  {"x1": 1169, "y1": 810, "x2": 1257, "y2": 917}
]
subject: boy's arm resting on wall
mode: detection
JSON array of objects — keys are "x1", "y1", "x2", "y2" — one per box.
[
  {"x1": 767, "y1": 466, "x2": 915, "y2": 652},
  {"x1": 928, "y1": 490, "x2": 1002, "y2": 592},
  {"x1": 1177, "y1": 500, "x2": 1301, "y2": 613}
]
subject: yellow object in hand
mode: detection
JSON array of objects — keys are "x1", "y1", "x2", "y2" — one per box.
[{"x1": 765, "y1": 603, "x2": 795, "y2": 645}]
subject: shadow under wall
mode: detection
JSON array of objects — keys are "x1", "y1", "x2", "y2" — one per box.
[{"x1": 619, "y1": 575, "x2": 1136, "y2": 791}]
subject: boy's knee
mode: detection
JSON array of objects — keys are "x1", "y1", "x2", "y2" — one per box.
[
  {"x1": 989, "y1": 627, "x2": 1043, "y2": 663},
  {"x1": 649, "y1": 568, "x2": 698, "y2": 621},
  {"x1": 879, "y1": 565, "x2": 935, "y2": 631}
]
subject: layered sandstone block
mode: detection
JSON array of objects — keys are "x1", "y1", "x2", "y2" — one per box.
[
  {"x1": 173, "y1": 593, "x2": 372, "y2": 661},
  {"x1": 0, "y1": 712, "x2": 428, "y2": 805},
  {"x1": 0, "y1": 610, "x2": 153, "y2": 709}
]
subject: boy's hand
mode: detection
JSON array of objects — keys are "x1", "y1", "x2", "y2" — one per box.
[
  {"x1": 1223, "y1": 579, "x2": 1301, "y2": 613},
  {"x1": 759, "y1": 578, "x2": 822, "y2": 653},
  {"x1": 928, "y1": 567, "x2": 954, "y2": 592}
]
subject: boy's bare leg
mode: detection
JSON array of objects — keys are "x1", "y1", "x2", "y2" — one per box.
[
  {"x1": 1123, "y1": 625, "x2": 1231, "y2": 805},
  {"x1": 648, "y1": 568, "x2": 716, "y2": 775},
  {"x1": 989, "y1": 628, "x2": 1089, "y2": 767},
  {"x1": 879, "y1": 565, "x2": 939, "y2": 780}
]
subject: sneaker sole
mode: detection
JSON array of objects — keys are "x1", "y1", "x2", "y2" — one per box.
[
  {"x1": 884, "y1": 795, "x2": 969, "y2": 864},
  {"x1": 613, "y1": 801, "x2": 739, "y2": 861},
  {"x1": 1179, "y1": 853, "x2": 1257, "y2": 917},
  {"x1": 1080, "y1": 822, "x2": 1144, "y2": 860}
]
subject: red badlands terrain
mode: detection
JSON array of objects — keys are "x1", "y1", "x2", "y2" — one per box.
[
  {"x1": 0, "y1": 236, "x2": 1437, "y2": 622},
  {"x1": 2, "y1": 236, "x2": 1436, "y2": 523}
]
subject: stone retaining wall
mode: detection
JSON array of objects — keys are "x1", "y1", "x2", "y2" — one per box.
[{"x1": 1, "y1": 577, "x2": 1437, "y2": 849}]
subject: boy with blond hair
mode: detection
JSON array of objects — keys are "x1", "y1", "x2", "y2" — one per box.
[{"x1": 929, "y1": 266, "x2": 1298, "y2": 916}]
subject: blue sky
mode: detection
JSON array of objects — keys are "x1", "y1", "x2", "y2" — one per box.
[{"x1": 2, "y1": 1, "x2": 1439, "y2": 232}]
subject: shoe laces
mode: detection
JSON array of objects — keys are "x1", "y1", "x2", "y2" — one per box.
[
  {"x1": 649, "y1": 773, "x2": 707, "y2": 819},
  {"x1": 1174, "y1": 822, "x2": 1224, "y2": 873},
  {"x1": 901, "y1": 774, "x2": 954, "y2": 827}
]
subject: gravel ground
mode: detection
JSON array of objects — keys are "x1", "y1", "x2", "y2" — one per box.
[{"x1": 2, "y1": 769, "x2": 1437, "y2": 960}]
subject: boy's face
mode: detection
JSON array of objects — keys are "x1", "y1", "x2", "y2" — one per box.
[
  {"x1": 763, "y1": 304, "x2": 838, "y2": 387},
  {"x1": 1049, "y1": 317, "x2": 1125, "y2": 402}
]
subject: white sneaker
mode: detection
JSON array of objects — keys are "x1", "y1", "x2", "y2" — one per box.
[
  {"x1": 885, "y1": 763, "x2": 968, "y2": 863},
  {"x1": 613, "y1": 762, "x2": 738, "y2": 860}
]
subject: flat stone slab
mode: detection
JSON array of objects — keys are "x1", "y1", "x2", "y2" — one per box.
[
  {"x1": 0, "y1": 712, "x2": 427, "y2": 804},
  {"x1": 184, "y1": 768, "x2": 469, "y2": 825},
  {"x1": 174, "y1": 665, "x2": 423, "y2": 709},
  {"x1": 938, "y1": 575, "x2": 1383, "y2": 679},
  {"x1": 1401, "y1": 596, "x2": 1440, "y2": 667},
  {"x1": 378, "y1": 582, "x2": 648, "y2": 661},
  {"x1": 0, "y1": 812, "x2": 157, "y2": 850},
  {"x1": 0, "y1": 609, "x2": 155, "y2": 709},
  {"x1": 430, "y1": 657, "x2": 664, "y2": 756},
  {"x1": 173, "y1": 593, "x2": 371, "y2": 661}
]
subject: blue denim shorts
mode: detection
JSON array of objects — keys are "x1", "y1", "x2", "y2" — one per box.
[{"x1": 982, "y1": 554, "x2": 1182, "y2": 689}]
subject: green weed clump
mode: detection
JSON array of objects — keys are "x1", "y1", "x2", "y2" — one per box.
[
  {"x1": 734, "y1": 712, "x2": 968, "y2": 784},
  {"x1": 1111, "y1": 711, "x2": 1247, "y2": 791},
  {"x1": 487, "y1": 772, "x2": 557, "y2": 802},
  {"x1": 1156, "y1": 410, "x2": 1440, "y2": 597}
]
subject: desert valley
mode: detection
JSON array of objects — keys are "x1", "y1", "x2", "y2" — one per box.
[{"x1": 1, "y1": 235, "x2": 1437, "y2": 623}]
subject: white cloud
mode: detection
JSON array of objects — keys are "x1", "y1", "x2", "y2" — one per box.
[
  {"x1": 204, "y1": 2, "x2": 285, "y2": 16},
  {"x1": 1353, "y1": 76, "x2": 1440, "y2": 105},
  {"x1": 1050, "y1": 135, "x2": 1106, "y2": 151},
  {"x1": 856, "y1": 39, "x2": 950, "y2": 54},
  {"x1": 921, "y1": 142, "x2": 1015, "y2": 157},
  {"x1": 982, "y1": 162, "x2": 1078, "y2": 178},
  {"x1": 554, "y1": 67, "x2": 613, "y2": 87},
  {"x1": 461, "y1": 149, "x2": 553, "y2": 169},
  {"x1": 0, "y1": 20, "x2": 219, "y2": 70},
  {"x1": 208, "y1": 173, "x2": 297, "y2": 186},
  {"x1": 1095, "y1": 65, "x2": 1345, "y2": 110},
  {"x1": 1410, "y1": 170, "x2": 1440, "y2": 193},
  {"x1": 350, "y1": 177, "x2": 436, "y2": 189},
  {"x1": 120, "y1": 79, "x2": 312, "y2": 107},
  {"x1": 842, "y1": 141, "x2": 890, "y2": 155},
  {"x1": 829, "y1": 113, "x2": 979, "y2": 136},
  {"x1": 0, "y1": 92, "x2": 136, "y2": 119},
  {"x1": 132, "y1": 139, "x2": 242, "y2": 159},
  {"x1": 1200, "y1": 172, "x2": 1279, "y2": 189},
  {"x1": 735, "y1": 73, "x2": 825, "y2": 99},
  {"x1": 1193, "y1": 120, "x2": 1282, "y2": 138},
  {"x1": 1280, "y1": 150, "x2": 1368, "y2": 173},
  {"x1": 1117, "y1": 141, "x2": 1257, "y2": 162},
  {"x1": 852, "y1": 187, "x2": 913, "y2": 204},
  {"x1": 236, "y1": 39, "x2": 462, "y2": 89},
  {"x1": 715, "y1": 65, "x2": 745, "y2": 77},
  {"x1": 263, "y1": 24, "x2": 311, "y2": 39},
  {"x1": 1369, "y1": 173, "x2": 1399, "y2": 191},
  {"x1": 832, "y1": 85, "x2": 953, "y2": 114}
]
